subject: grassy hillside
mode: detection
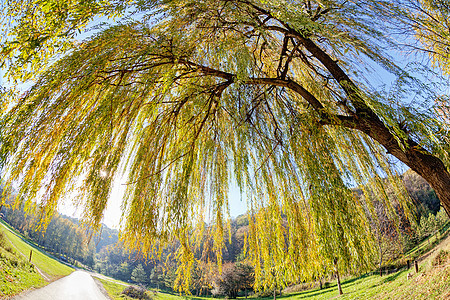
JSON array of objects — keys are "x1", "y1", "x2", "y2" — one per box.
[
  {"x1": 0, "y1": 229, "x2": 45, "y2": 297},
  {"x1": 276, "y1": 228, "x2": 450, "y2": 300},
  {"x1": 0, "y1": 219, "x2": 74, "y2": 279},
  {"x1": 0, "y1": 219, "x2": 74, "y2": 298}
]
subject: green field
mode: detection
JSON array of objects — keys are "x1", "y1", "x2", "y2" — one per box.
[
  {"x1": 0, "y1": 219, "x2": 74, "y2": 280},
  {"x1": 96, "y1": 277, "x2": 147, "y2": 300},
  {"x1": 96, "y1": 277, "x2": 128, "y2": 299},
  {"x1": 272, "y1": 263, "x2": 449, "y2": 299}
]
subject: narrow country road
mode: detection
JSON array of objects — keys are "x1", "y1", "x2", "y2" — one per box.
[{"x1": 12, "y1": 271, "x2": 110, "y2": 300}]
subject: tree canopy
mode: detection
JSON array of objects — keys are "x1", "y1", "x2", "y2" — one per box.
[{"x1": 1, "y1": 0, "x2": 450, "y2": 292}]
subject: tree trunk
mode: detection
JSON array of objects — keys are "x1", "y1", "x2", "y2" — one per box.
[
  {"x1": 378, "y1": 236, "x2": 383, "y2": 276},
  {"x1": 333, "y1": 258, "x2": 343, "y2": 296},
  {"x1": 351, "y1": 116, "x2": 450, "y2": 218}
]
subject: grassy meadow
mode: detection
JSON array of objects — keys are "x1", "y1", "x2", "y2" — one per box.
[
  {"x1": 0, "y1": 219, "x2": 74, "y2": 279},
  {"x1": 279, "y1": 232, "x2": 450, "y2": 300}
]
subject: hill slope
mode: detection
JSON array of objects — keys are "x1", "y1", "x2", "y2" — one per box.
[
  {"x1": 280, "y1": 227, "x2": 450, "y2": 300},
  {"x1": 0, "y1": 228, "x2": 44, "y2": 298},
  {"x1": 0, "y1": 219, "x2": 74, "y2": 298}
]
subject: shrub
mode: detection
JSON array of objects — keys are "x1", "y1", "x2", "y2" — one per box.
[
  {"x1": 431, "y1": 250, "x2": 449, "y2": 266},
  {"x1": 121, "y1": 285, "x2": 151, "y2": 300},
  {"x1": 282, "y1": 282, "x2": 317, "y2": 294},
  {"x1": 0, "y1": 231, "x2": 6, "y2": 248}
]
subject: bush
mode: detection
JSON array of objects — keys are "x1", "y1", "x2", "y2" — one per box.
[
  {"x1": 0, "y1": 231, "x2": 6, "y2": 248},
  {"x1": 255, "y1": 290, "x2": 274, "y2": 298},
  {"x1": 121, "y1": 286, "x2": 151, "y2": 300},
  {"x1": 283, "y1": 282, "x2": 316, "y2": 294},
  {"x1": 431, "y1": 250, "x2": 449, "y2": 267}
]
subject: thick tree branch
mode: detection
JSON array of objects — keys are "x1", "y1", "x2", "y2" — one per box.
[{"x1": 178, "y1": 59, "x2": 358, "y2": 129}]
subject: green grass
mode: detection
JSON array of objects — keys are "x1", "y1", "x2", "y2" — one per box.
[
  {"x1": 96, "y1": 277, "x2": 130, "y2": 299},
  {"x1": 1, "y1": 230, "x2": 46, "y2": 298},
  {"x1": 0, "y1": 219, "x2": 74, "y2": 280},
  {"x1": 96, "y1": 277, "x2": 158, "y2": 300},
  {"x1": 156, "y1": 292, "x2": 187, "y2": 300},
  {"x1": 96, "y1": 277, "x2": 203, "y2": 300},
  {"x1": 273, "y1": 257, "x2": 449, "y2": 300},
  {"x1": 273, "y1": 226, "x2": 450, "y2": 300}
]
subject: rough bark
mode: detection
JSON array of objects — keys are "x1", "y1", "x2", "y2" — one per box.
[{"x1": 354, "y1": 116, "x2": 450, "y2": 217}]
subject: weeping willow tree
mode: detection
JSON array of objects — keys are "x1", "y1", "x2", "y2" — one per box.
[{"x1": 1, "y1": 0, "x2": 450, "y2": 292}]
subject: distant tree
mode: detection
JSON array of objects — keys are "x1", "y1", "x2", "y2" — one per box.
[
  {"x1": 150, "y1": 265, "x2": 164, "y2": 290},
  {"x1": 131, "y1": 264, "x2": 148, "y2": 285},
  {"x1": 118, "y1": 262, "x2": 131, "y2": 281},
  {"x1": 211, "y1": 262, "x2": 254, "y2": 298},
  {"x1": 212, "y1": 263, "x2": 240, "y2": 299},
  {"x1": 370, "y1": 201, "x2": 402, "y2": 275},
  {"x1": 419, "y1": 215, "x2": 433, "y2": 239},
  {"x1": 163, "y1": 265, "x2": 177, "y2": 290},
  {"x1": 436, "y1": 208, "x2": 450, "y2": 227},
  {"x1": 235, "y1": 262, "x2": 254, "y2": 297},
  {"x1": 435, "y1": 208, "x2": 450, "y2": 241}
]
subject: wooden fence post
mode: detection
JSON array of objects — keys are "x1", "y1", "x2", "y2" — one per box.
[
  {"x1": 414, "y1": 260, "x2": 418, "y2": 273},
  {"x1": 29, "y1": 250, "x2": 33, "y2": 262}
]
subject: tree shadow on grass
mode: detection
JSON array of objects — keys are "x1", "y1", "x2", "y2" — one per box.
[
  {"x1": 366, "y1": 269, "x2": 407, "y2": 290},
  {"x1": 269, "y1": 287, "x2": 337, "y2": 300},
  {"x1": 262, "y1": 274, "x2": 375, "y2": 300},
  {"x1": 382, "y1": 270, "x2": 405, "y2": 284}
]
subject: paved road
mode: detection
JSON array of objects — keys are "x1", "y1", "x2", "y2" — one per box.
[{"x1": 13, "y1": 271, "x2": 109, "y2": 300}]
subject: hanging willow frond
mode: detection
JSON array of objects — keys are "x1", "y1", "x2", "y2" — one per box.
[{"x1": 2, "y1": 0, "x2": 449, "y2": 292}]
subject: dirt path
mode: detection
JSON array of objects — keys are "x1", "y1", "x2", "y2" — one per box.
[{"x1": 12, "y1": 270, "x2": 110, "y2": 300}]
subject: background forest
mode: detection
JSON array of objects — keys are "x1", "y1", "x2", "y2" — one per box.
[{"x1": 0, "y1": 169, "x2": 448, "y2": 298}]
